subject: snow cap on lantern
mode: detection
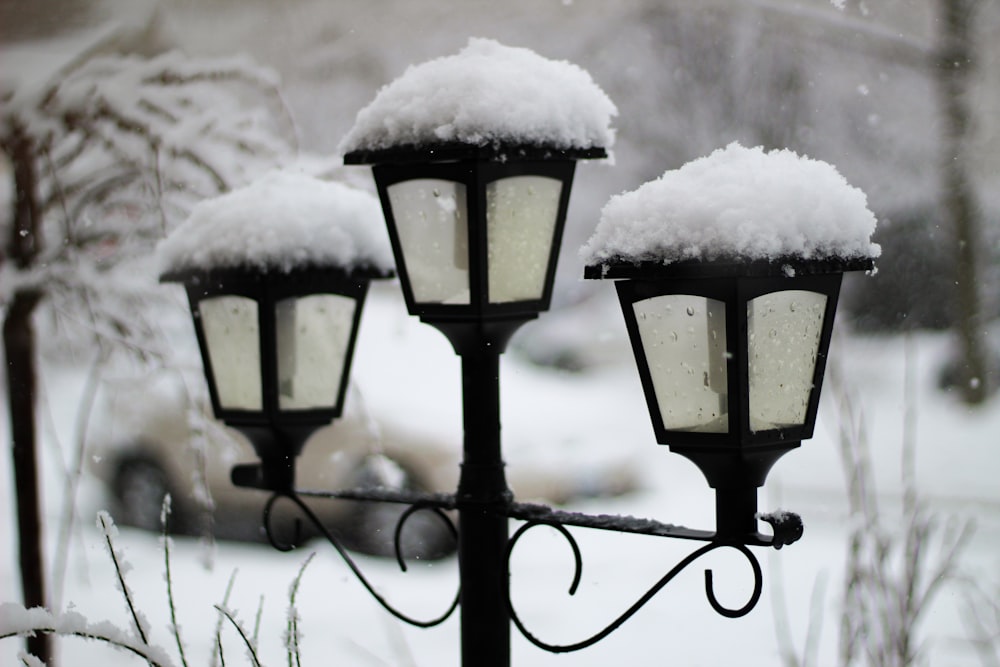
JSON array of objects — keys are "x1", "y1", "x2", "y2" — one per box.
[
  {"x1": 342, "y1": 39, "x2": 615, "y2": 346},
  {"x1": 158, "y1": 169, "x2": 393, "y2": 275},
  {"x1": 339, "y1": 37, "x2": 616, "y2": 157},
  {"x1": 581, "y1": 142, "x2": 879, "y2": 269}
]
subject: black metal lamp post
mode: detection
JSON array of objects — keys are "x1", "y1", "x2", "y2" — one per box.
[
  {"x1": 585, "y1": 256, "x2": 872, "y2": 541},
  {"x1": 158, "y1": 43, "x2": 878, "y2": 667},
  {"x1": 344, "y1": 141, "x2": 605, "y2": 666}
]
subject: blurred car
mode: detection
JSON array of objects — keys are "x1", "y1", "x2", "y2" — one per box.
[{"x1": 88, "y1": 365, "x2": 639, "y2": 559}]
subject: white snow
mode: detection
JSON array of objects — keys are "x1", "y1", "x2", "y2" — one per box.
[
  {"x1": 581, "y1": 142, "x2": 881, "y2": 266},
  {"x1": 339, "y1": 37, "x2": 616, "y2": 154},
  {"x1": 0, "y1": 603, "x2": 175, "y2": 666},
  {"x1": 156, "y1": 170, "x2": 393, "y2": 274}
]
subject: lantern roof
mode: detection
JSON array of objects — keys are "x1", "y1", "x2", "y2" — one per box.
[
  {"x1": 581, "y1": 143, "x2": 881, "y2": 272},
  {"x1": 157, "y1": 170, "x2": 394, "y2": 276},
  {"x1": 339, "y1": 38, "x2": 616, "y2": 157}
]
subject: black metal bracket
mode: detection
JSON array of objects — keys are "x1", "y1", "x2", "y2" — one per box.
[{"x1": 261, "y1": 485, "x2": 802, "y2": 653}]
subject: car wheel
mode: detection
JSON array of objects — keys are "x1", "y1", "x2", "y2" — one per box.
[
  {"x1": 333, "y1": 455, "x2": 457, "y2": 561},
  {"x1": 112, "y1": 457, "x2": 180, "y2": 533}
]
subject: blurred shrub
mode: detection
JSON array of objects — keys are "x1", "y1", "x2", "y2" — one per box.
[{"x1": 841, "y1": 207, "x2": 999, "y2": 332}]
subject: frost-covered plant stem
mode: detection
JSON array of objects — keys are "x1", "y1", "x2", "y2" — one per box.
[
  {"x1": 214, "y1": 606, "x2": 262, "y2": 667},
  {"x1": 98, "y1": 512, "x2": 151, "y2": 653},
  {"x1": 1, "y1": 512, "x2": 173, "y2": 666},
  {"x1": 52, "y1": 349, "x2": 109, "y2": 609},
  {"x1": 212, "y1": 571, "x2": 239, "y2": 667},
  {"x1": 0, "y1": 617, "x2": 171, "y2": 667},
  {"x1": 286, "y1": 553, "x2": 314, "y2": 667},
  {"x1": 830, "y1": 341, "x2": 974, "y2": 667},
  {"x1": 963, "y1": 578, "x2": 1000, "y2": 666},
  {"x1": 161, "y1": 497, "x2": 189, "y2": 667}
]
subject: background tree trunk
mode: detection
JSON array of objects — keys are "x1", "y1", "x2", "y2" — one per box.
[
  {"x1": 4, "y1": 126, "x2": 51, "y2": 663},
  {"x1": 935, "y1": 0, "x2": 991, "y2": 404},
  {"x1": 4, "y1": 291, "x2": 48, "y2": 663}
]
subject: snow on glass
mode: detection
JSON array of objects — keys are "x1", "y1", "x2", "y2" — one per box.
[
  {"x1": 339, "y1": 37, "x2": 617, "y2": 153},
  {"x1": 581, "y1": 142, "x2": 881, "y2": 266},
  {"x1": 156, "y1": 170, "x2": 393, "y2": 274}
]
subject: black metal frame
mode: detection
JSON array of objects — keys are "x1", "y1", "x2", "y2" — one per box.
[
  {"x1": 252, "y1": 483, "x2": 801, "y2": 658},
  {"x1": 172, "y1": 145, "x2": 871, "y2": 666},
  {"x1": 162, "y1": 264, "x2": 391, "y2": 491},
  {"x1": 346, "y1": 143, "x2": 600, "y2": 329},
  {"x1": 587, "y1": 256, "x2": 873, "y2": 539}
]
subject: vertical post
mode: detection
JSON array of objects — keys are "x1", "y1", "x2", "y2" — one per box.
[
  {"x1": 456, "y1": 338, "x2": 511, "y2": 667},
  {"x1": 714, "y1": 483, "x2": 758, "y2": 541},
  {"x1": 5, "y1": 124, "x2": 51, "y2": 664}
]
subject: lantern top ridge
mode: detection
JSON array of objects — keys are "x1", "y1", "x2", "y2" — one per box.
[
  {"x1": 580, "y1": 142, "x2": 881, "y2": 269},
  {"x1": 339, "y1": 38, "x2": 616, "y2": 158},
  {"x1": 159, "y1": 262, "x2": 393, "y2": 286},
  {"x1": 583, "y1": 254, "x2": 875, "y2": 280},
  {"x1": 343, "y1": 140, "x2": 607, "y2": 165},
  {"x1": 157, "y1": 169, "x2": 394, "y2": 277}
]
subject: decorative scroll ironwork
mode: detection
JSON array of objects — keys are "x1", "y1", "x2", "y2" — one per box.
[
  {"x1": 262, "y1": 491, "x2": 460, "y2": 628},
  {"x1": 506, "y1": 521, "x2": 762, "y2": 653},
  {"x1": 264, "y1": 486, "x2": 801, "y2": 653}
]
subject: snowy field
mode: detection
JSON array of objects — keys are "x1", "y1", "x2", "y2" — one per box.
[{"x1": 2, "y1": 284, "x2": 998, "y2": 666}]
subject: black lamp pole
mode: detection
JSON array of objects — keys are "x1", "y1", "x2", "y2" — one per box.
[{"x1": 456, "y1": 330, "x2": 510, "y2": 666}]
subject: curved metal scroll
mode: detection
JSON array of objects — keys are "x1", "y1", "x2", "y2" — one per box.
[
  {"x1": 506, "y1": 521, "x2": 763, "y2": 653},
  {"x1": 263, "y1": 492, "x2": 460, "y2": 628}
]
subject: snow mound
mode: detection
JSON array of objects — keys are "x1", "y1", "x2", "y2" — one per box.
[
  {"x1": 157, "y1": 170, "x2": 393, "y2": 274},
  {"x1": 339, "y1": 37, "x2": 616, "y2": 154},
  {"x1": 581, "y1": 143, "x2": 880, "y2": 266}
]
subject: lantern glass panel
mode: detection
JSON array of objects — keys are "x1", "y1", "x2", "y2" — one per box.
[
  {"x1": 633, "y1": 294, "x2": 729, "y2": 433},
  {"x1": 748, "y1": 289, "x2": 827, "y2": 431},
  {"x1": 200, "y1": 295, "x2": 263, "y2": 411},
  {"x1": 486, "y1": 176, "x2": 562, "y2": 303},
  {"x1": 276, "y1": 294, "x2": 357, "y2": 411},
  {"x1": 386, "y1": 179, "x2": 469, "y2": 304}
]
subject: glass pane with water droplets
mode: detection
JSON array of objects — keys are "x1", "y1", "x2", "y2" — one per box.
[
  {"x1": 633, "y1": 295, "x2": 728, "y2": 433},
  {"x1": 276, "y1": 294, "x2": 356, "y2": 411},
  {"x1": 747, "y1": 290, "x2": 827, "y2": 431},
  {"x1": 387, "y1": 179, "x2": 470, "y2": 304},
  {"x1": 486, "y1": 176, "x2": 562, "y2": 303},
  {"x1": 199, "y1": 296, "x2": 262, "y2": 410}
]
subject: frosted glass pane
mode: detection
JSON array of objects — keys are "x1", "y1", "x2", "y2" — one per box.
[
  {"x1": 486, "y1": 176, "x2": 562, "y2": 303},
  {"x1": 748, "y1": 290, "x2": 827, "y2": 431},
  {"x1": 387, "y1": 179, "x2": 469, "y2": 304},
  {"x1": 633, "y1": 295, "x2": 728, "y2": 433},
  {"x1": 199, "y1": 296, "x2": 262, "y2": 411},
  {"x1": 276, "y1": 294, "x2": 356, "y2": 411}
]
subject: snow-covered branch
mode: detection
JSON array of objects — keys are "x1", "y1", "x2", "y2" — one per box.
[{"x1": 0, "y1": 605, "x2": 175, "y2": 667}]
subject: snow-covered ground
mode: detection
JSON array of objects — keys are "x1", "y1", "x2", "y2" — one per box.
[{"x1": 2, "y1": 285, "x2": 998, "y2": 666}]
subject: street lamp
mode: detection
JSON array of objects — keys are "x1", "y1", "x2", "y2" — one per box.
[
  {"x1": 343, "y1": 140, "x2": 606, "y2": 665},
  {"x1": 158, "y1": 171, "x2": 393, "y2": 493},
  {"x1": 585, "y1": 256, "x2": 870, "y2": 540},
  {"x1": 581, "y1": 141, "x2": 879, "y2": 544},
  {"x1": 339, "y1": 40, "x2": 616, "y2": 666},
  {"x1": 162, "y1": 265, "x2": 388, "y2": 492},
  {"x1": 159, "y1": 45, "x2": 879, "y2": 667}
]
